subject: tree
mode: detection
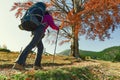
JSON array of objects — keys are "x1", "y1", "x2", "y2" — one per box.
[{"x1": 11, "y1": 0, "x2": 120, "y2": 58}]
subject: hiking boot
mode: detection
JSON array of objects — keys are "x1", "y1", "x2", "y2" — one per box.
[
  {"x1": 12, "y1": 63, "x2": 25, "y2": 70},
  {"x1": 33, "y1": 66, "x2": 43, "y2": 70}
]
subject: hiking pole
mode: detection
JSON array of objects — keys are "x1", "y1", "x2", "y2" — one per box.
[{"x1": 52, "y1": 30, "x2": 59, "y2": 64}]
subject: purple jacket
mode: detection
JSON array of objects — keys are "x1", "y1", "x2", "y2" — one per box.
[{"x1": 42, "y1": 14, "x2": 59, "y2": 32}]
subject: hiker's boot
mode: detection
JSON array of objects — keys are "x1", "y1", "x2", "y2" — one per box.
[
  {"x1": 12, "y1": 63, "x2": 25, "y2": 70},
  {"x1": 33, "y1": 65, "x2": 43, "y2": 70}
]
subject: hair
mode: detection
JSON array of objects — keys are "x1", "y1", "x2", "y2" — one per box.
[{"x1": 45, "y1": 11, "x2": 50, "y2": 15}]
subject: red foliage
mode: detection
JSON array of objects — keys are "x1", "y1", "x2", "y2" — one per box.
[
  {"x1": 11, "y1": 1, "x2": 33, "y2": 18},
  {"x1": 11, "y1": 0, "x2": 120, "y2": 40}
]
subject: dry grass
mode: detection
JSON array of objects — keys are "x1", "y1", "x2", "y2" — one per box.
[
  {"x1": 0, "y1": 52, "x2": 120, "y2": 78},
  {"x1": 96, "y1": 60, "x2": 120, "y2": 77},
  {"x1": 0, "y1": 52, "x2": 100, "y2": 69},
  {"x1": 0, "y1": 52, "x2": 73, "y2": 67}
]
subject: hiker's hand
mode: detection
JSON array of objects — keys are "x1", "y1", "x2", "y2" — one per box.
[{"x1": 59, "y1": 26, "x2": 63, "y2": 29}]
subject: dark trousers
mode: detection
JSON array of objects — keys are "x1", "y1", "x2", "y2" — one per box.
[{"x1": 16, "y1": 26, "x2": 44, "y2": 66}]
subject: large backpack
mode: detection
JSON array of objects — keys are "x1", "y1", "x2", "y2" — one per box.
[{"x1": 19, "y1": 2, "x2": 46, "y2": 31}]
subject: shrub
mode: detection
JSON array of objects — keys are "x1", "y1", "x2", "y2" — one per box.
[
  {"x1": 85, "y1": 56, "x2": 91, "y2": 60},
  {"x1": 0, "y1": 48, "x2": 11, "y2": 52},
  {"x1": 113, "y1": 53, "x2": 120, "y2": 62}
]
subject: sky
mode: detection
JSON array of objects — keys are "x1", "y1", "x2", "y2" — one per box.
[{"x1": 0, "y1": 0, "x2": 120, "y2": 54}]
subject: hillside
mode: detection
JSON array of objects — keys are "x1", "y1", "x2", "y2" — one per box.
[
  {"x1": 58, "y1": 46, "x2": 120, "y2": 61},
  {"x1": 58, "y1": 48, "x2": 102, "y2": 56}
]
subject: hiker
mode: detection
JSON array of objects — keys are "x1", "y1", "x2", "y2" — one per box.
[{"x1": 13, "y1": 3, "x2": 59, "y2": 70}]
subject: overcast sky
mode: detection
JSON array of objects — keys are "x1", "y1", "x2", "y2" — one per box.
[{"x1": 0, "y1": 0, "x2": 120, "y2": 54}]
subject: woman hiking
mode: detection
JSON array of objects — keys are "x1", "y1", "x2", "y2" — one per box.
[{"x1": 13, "y1": 2, "x2": 59, "y2": 70}]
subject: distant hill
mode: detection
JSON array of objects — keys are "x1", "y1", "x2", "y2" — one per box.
[
  {"x1": 98, "y1": 46, "x2": 120, "y2": 61},
  {"x1": 58, "y1": 46, "x2": 120, "y2": 61},
  {"x1": 58, "y1": 48, "x2": 100, "y2": 56}
]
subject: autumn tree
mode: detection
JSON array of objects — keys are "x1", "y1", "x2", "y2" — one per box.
[{"x1": 11, "y1": 0, "x2": 120, "y2": 58}]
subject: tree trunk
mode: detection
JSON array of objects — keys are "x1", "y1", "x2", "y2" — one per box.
[
  {"x1": 70, "y1": 26, "x2": 79, "y2": 58},
  {"x1": 70, "y1": 0, "x2": 80, "y2": 58}
]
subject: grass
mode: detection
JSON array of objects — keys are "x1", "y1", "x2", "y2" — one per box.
[
  {"x1": 0, "y1": 52, "x2": 120, "y2": 80},
  {"x1": 0, "y1": 66, "x2": 106, "y2": 80}
]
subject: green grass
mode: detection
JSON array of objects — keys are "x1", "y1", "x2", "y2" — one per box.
[
  {"x1": 1, "y1": 65, "x2": 120, "y2": 80},
  {"x1": 0, "y1": 66, "x2": 104, "y2": 80},
  {"x1": 34, "y1": 67, "x2": 98, "y2": 80},
  {"x1": 0, "y1": 75, "x2": 7, "y2": 80}
]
